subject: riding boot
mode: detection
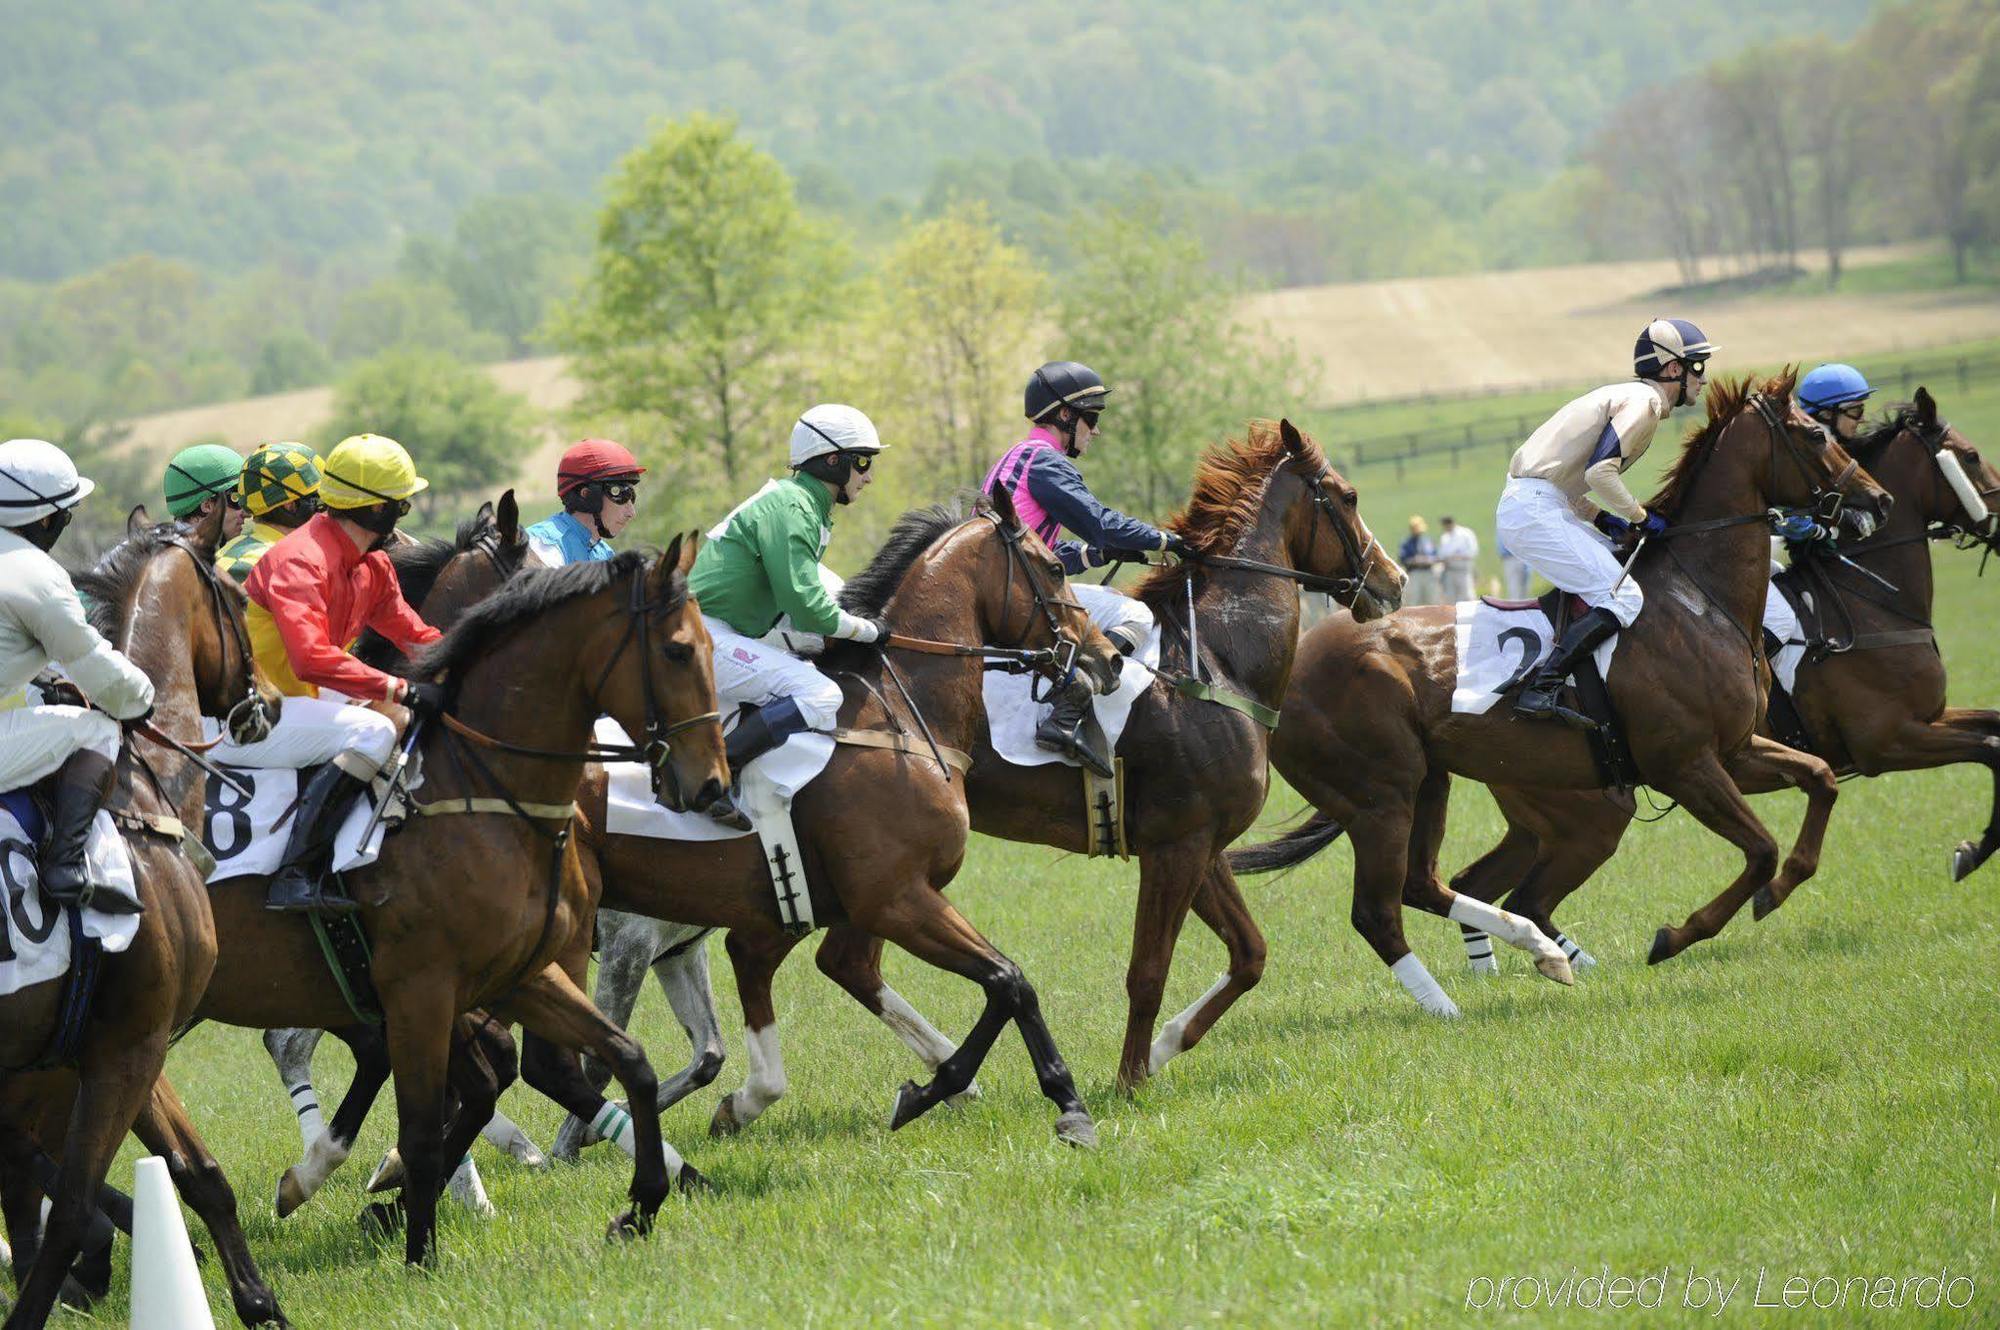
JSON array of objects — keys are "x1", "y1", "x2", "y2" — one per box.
[
  {"x1": 265, "y1": 763, "x2": 370, "y2": 914},
  {"x1": 1036, "y1": 678, "x2": 1113, "y2": 778},
  {"x1": 40, "y1": 751, "x2": 129, "y2": 913},
  {"x1": 705, "y1": 698, "x2": 811, "y2": 831},
  {"x1": 1513, "y1": 607, "x2": 1621, "y2": 729}
]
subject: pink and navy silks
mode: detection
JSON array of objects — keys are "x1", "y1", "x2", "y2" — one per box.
[{"x1": 981, "y1": 427, "x2": 1169, "y2": 574}]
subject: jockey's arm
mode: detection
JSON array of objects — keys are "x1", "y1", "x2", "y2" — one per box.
[
  {"x1": 1581, "y1": 398, "x2": 1662, "y2": 524},
  {"x1": 756, "y1": 509, "x2": 878, "y2": 642},
  {"x1": 363, "y1": 583, "x2": 443, "y2": 654},
  {"x1": 20, "y1": 565, "x2": 154, "y2": 719},
  {"x1": 260, "y1": 560, "x2": 409, "y2": 704},
  {"x1": 1025, "y1": 451, "x2": 1172, "y2": 554}
]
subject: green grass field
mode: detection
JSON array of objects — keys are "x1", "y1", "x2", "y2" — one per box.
[{"x1": 74, "y1": 373, "x2": 2000, "y2": 1327}]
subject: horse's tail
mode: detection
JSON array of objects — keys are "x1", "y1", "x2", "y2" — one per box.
[{"x1": 1227, "y1": 812, "x2": 1346, "y2": 875}]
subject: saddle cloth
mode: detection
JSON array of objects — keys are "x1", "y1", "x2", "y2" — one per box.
[
  {"x1": 602, "y1": 717, "x2": 834, "y2": 842},
  {"x1": 1450, "y1": 598, "x2": 1620, "y2": 716},
  {"x1": 983, "y1": 624, "x2": 1160, "y2": 768},
  {"x1": 0, "y1": 796, "x2": 142, "y2": 998},
  {"x1": 1765, "y1": 573, "x2": 1811, "y2": 696},
  {"x1": 199, "y1": 766, "x2": 400, "y2": 884}
]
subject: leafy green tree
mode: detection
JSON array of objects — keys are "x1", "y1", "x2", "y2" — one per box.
[
  {"x1": 405, "y1": 195, "x2": 588, "y2": 355},
  {"x1": 312, "y1": 349, "x2": 533, "y2": 522},
  {"x1": 249, "y1": 329, "x2": 334, "y2": 396},
  {"x1": 557, "y1": 114, "x2": 849, "y2": 496},
  {"x1": 329, "y1": 277, "x2": 507, "y2": 365}
]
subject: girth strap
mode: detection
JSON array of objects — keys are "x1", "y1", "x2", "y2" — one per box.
[
  {"x1": 831, "y1": 727, "x2": 973, "y2": 773},
  {"x1": 410, "y1": 796, "x2": 581, "y2": 821},
  {"x1": 1169, "y1": 674, "x2": 1281, "y2": 729}
]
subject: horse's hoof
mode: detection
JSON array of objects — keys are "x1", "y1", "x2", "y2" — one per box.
[
  {"x1": 1054, "y1": 1110, "x2": 1098, "y2": 1149},
  {"x1": 674, "y1": 1164, "x2": 715, "y2": 1196},
  {"x1": 275, "y1": 1168, "x2": 307, "y2": 1218},
  {"x1": 1951, "y1": 841, "x2": 1980, "y2": 883},
  {"x1": 1751, "y1": 885, "x2": 1780, "y2": 921},
  {"x1": 604, "y1": 1208, "x2": 651, "y2": 1242},
  {"x1": 365, "y1": 1148, "x2": 404, "y2": 1195},
  {"x1": 888, "y1": 1079, "x2": 925, "y2": 1131},
  {"x1": 357, "y1": 1199, "x2": 406, "y2": 1240},
  {"x1": 708, "y1": 1097, "x2": 742, "y2": 1139},
  {"x1": 1534, "y1": 954, "x2": 1575, "y2": 986},
  {"x1": 1647, "y1": 927, "x2": 1677, "y2": 966}
]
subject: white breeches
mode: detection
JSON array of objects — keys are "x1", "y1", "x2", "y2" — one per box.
[
  {"x1": 0, "y1": 706, "x2": 121, "y2": 792},
  {"x1": 1072, "y1": 582, "x2": 1154, "y2": 646},
  {"x1": 1762, "y1": 570, "x2": 1800, "y2": 646},
  {"x1": 706, "y1": 616, "x2": 844, "y2": 732},
  {"x1": 1495, "y1": 478, "x2": 1644, "y2": 628},
  {"x1": 207, "y1": 694, "x2": 398, "y2": 779}
]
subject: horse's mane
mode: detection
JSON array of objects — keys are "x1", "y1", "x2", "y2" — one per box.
[
  {"x1": 75, "y1": 521, "x2": 199, "y2": 643},
  {"x1": 1851, "y1": 403, "x2": 1925, "y2": 467},
  {"x1": 1133, "y1": 419, "x2": 1324, "y2": 602},
  {"x1": 838, "y1": 496, "x2": 986, "y2": 619},
  {"x1": 1644, "y1": 368, "x2": 1800, "y2": 520},
  {"x1": 407, "y1": 549, "x2": 667, "y2": 682},
  {"x1": 387, "y1": 508, "x2": 504, "y2": 609}
]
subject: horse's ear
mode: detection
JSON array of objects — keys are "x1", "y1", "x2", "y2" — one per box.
[
  {"x1": 678, "y1": 530, "x2": 701, "y2": 573},
  {"x1": 1279, "y1": 418, "x2": 1304, "y2": 453},
  {"x1": 496, "y1": 490, "x2": 520, "y2": 545},
  {"x1": 988, "y1": 479, "x2": 1021, "y2": 530},
  {"x1": 127, "y1": 504, "x2": 151, "y2": 536},
  {"x1": 657, "y1": 532, "x2": 685, "y2": 582},
  {"x1": 1915, "y1": 386, "x2": 1937, "y2": 428}
]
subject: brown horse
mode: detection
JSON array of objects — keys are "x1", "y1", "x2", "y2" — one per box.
[
  {"x1": 1228, "y1": 373, "x2": 1894, "y2": 1012},
  {"x1": 2, "y1": 515, "x2": 288, "y2": 1330},
  {"x1": 1436, "y1": 386, "x2": 2000, "y2": 967},
  {"x1": 187, "y1": 540, "x2": 729, "y2": 1265}
]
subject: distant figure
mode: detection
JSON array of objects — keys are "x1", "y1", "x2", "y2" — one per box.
[
  {"x1": 1497, "y1": 535, "x2": 1533, "y2": 601},
  {"x1": 1436, "y1": 514, "x2": 1480, "y2": 603},
  {"x1": 1398, "y1": 515, "x2": 1437, "y2": 606}
]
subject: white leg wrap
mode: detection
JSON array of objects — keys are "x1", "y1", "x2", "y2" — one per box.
[
  {"x1": 479, "y1": 1110, "x2": 545, "y2": 1166},
  {"x1": 287, "y1": 1081, "x2": 327, "y2": 1156},
  {"x1": 875, "y1": 986, "x2": 956, "y2": 1070},
  {"x1": 447, "y1": 1155, "x2": 494, "y2": 1218},
  {"x1": 1554, "y1": 931, "x2": 1598, "y2": 970},
  {"x1": 724, "y1": 1024, "x2": 789, "y2": 1127},
  {"x1": 588, "y1": 1101, "x2": 687, "y2": 1177},
  {"x1": 1148, "y1": 973, "x2": 1231, "y2": 1074},
  {"x1": 291, "y1": 1129, "x2": 351, "y2": 1201},
  {"x1": 1460, "y1": 926, "x2": 1499, "y2": 976},
  {"x1": 1448, "y1": 894, "x2": 1563, "y2": 964},
  {"x1": 1390, "y1": 952, "x2": 1460, "y2": 1018}
]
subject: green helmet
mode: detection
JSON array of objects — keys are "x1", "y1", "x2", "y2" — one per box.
[{"x1": 164, "y1": 443, "x2": 245, "y2": 518}]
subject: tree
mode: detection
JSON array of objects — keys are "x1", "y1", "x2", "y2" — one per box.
[
  {"x1": 329, "y1": 277, "x2": 508, "y2": 365},
  {"x1": 841, "y1": 202, "x2": 1046, "y2": 487},
  {"x1": 249, "y1": 329, "x2": 334, "y2": 396},
  {"x1": 1788, "y1": 36, "x2": 1866, "y2": 287},
  {"x1": 405, "y1": 195, "x2": 588, "y2": 356},
  {"x1": 556, "y1": 114, "x2": 849, "y2": 494},
  {"x1": 312, "y1": 349, "x2": 533, "y2": 523},
  {"x1": 1055, "y1": 201, "x2": 1315, "y2": 517}
]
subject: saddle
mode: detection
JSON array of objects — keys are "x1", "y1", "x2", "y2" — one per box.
[{"x1": 1532, "y1": 590, "x2": 1641, "y2": 792}]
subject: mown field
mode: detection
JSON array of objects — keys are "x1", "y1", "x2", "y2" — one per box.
[{"x1": 73, "y1": 375, "x2": 2000, "y2": 1327}]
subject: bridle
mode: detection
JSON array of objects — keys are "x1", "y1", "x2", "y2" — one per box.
[
  {"x1": 164, "y1": 532, "x2": 273, "y2": 747},
  {"x1": 1166, "y1": 454, "x2": 1383, "y2": 608},
  {"x1": 1753, "y1": 393, "x2": 1864, "y2": 531},
  {"x1": 984, "y1": 510, "x2": 1091, "y2": 699}
]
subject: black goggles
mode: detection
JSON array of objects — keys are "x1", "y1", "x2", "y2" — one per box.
[
  {"x1": 601, "y1": 480, "x2": 639, "y2": 504},
  {"x1": 1078, "y1": 409, "x2": 1103, "y2": 430},
  {"x1": 844, "y1": 452, "x2": 874, "y2": 474},
  {"x1": 1680, "y1": 357, "x2": 1710, "y2": 377}
]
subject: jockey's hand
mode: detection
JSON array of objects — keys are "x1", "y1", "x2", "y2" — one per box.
[
  {"x1": 34, "y1": 676, "x2": 88, "y2": 710},
  {"x1": 1593, "y1": 512, "x2": 1632, "y2": 539},
  {"x1": 1162, "y1": 531, "x2": 1193, "y2": 559},
  {"x1": 862, "y1": 616, "x2": 892, "y2": 647},
  {"x1": 1773, "y1": 512, "x2": 1832, "y2": 545},
  {"x1": 1083, "y1": 546, "x2": 1111, "y2": 569},
  {"x1": 403, "y1": 681, "x2": 448, "y2": 718},
  {"x1": 1638, "y1": 511, "x2": 1670, "y2": 538}
]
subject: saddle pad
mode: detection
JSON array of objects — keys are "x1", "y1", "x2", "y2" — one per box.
[
  {"x1": 1767, "y1": 576, "x2": 1810, "y2": 696},
  {"x1": 1451, "y1": 600, "x2": 1619, "y2": 716},
  {"x1": 0, "y1": 805, "x2": 141, "y2": 998},
  {"x1": 983, "y1": 625, "x2": 1161, "y2": 769},
  {"x1": 602, "y1": 717, "x2": 835, "y2": 842},
  {"x1": 200, "y1": 767, "x2": 397, "y2": 884}
]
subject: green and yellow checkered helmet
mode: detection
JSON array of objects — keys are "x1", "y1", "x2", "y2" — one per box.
[{"x1": 238, "y1": 442, "x2": 323, "y2": 517}]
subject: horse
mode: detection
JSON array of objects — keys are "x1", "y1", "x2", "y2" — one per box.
[
  {"x1": 184, "y1": 539, "x2": 730, "y2": 1265},
  {"x1": 1, "y1": 514, "x2": 289, "y2": 1330},
  {"x1": 1435, "y1": 386, "x2": 2000, "y2": 969},
  {"x1": 1226, "y1": 372, "x2": 1894, "y2": 1012}
]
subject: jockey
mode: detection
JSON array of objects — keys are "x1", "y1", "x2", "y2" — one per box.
[
  {"x1": 216, "y1": 442, "x2": 324, "y2": 584},
  {"x1": 687, "y1": 404, "x2": 887, "y2": 828},
  {"x1": 526, "y1": 439, "x2": 646, "y2": 566},
  {"x1": 163, "y1": 443, "x2": 248, "y2": 543},
  {"x1": 1760, "y1": 364, "x2": 1873, "y2": 663},
  {"x1": 981, "y1": 360, "x2": 1171, "y2": 776},
  {"x1": 1498, "y1": 317, "x2": 1716, "y2": 726},
  {"x1": 0, "y1": 439, "x2": 155, "y2": 910},
  {"x1": 237, "y1": 434, "x2": 443, "y2": 914}
]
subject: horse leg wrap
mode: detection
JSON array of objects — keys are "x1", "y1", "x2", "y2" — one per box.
[{"x1": 1390, "y1": 953, "x2": 1460, "y2": 1019}]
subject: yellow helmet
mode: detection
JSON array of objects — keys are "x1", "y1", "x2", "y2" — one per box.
[
  {"x1": 319, "y1": 434, "x2": 428, "y2": 510},
  {"x1": 238, "y1": 442, "x2": 323, "y2": 517}
]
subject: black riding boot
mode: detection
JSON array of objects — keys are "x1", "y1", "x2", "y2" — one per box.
[
  {"x1": 1036, "y1": 679, "x2": 1113, "y2": 777},
  {"x1": 705, "y1": 698, "x2": 810, "y2": 832},
  {"x1": 40, "y1": 751, "x2": 132, "y2": 913},
  {"x1": 1513, "y1": 607, "x2": 1621, "y2": 729},
  {"x1": 265, "y1": 764, "x2": 369, "y2": 914}
]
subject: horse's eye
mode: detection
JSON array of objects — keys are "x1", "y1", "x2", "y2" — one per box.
[{"x1": 663, "y1": 641, "x2": 693, "y2": 664}]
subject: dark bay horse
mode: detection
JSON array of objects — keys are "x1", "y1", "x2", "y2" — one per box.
[
  {"x1": 1436, "y1": 386, "x2": 2000, "y2": 967},
  {"x1": 1228, "y1": 373, "x2": 1894, "y2": 1012},
  {"x1": 2, "y1": 516, "x2": 288, "y2": 1330},
  {"x1": 186, "y1": 542, "x2": 729, "y2": 1264}
]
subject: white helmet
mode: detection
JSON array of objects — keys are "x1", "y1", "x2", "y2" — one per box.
[
  {"x1": 788, "y1": 404, "x2": 883, "y2": 468},
  {"x1": 0, "y1": 438, "x2": 94, "y2": 528}
]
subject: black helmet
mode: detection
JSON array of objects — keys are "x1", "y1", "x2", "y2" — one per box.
[{"x1": 1025, "y1": 361, "x2": 1110, "y2": 422}]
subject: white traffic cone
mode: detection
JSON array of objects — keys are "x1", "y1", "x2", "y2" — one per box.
[{"x1": 130, "y1": 1155, "x2": 215, "y2": 1330}]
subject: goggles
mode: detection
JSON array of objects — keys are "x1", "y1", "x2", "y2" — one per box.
[{"x1": 601, "y1": 480, "x2": 639, "y2": 504}]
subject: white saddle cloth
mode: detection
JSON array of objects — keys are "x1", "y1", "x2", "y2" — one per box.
[
  {"x1": 982, "y1": 625, "x2": 1160, "y2": 768},
  {"x1": 1450, "y1": 600, "x2": 1620, "y2": 716},
  {"x1": 199, "y1": 766, "x2": 399, "y2": 884},
  {"x1": 602, "y1": 717, "x2": 834, "y2": 842},
  {"x1": 0, "y1": 804, "x2": 142, "y2": 998}
]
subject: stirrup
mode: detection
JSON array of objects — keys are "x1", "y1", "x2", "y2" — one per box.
[
  {"x1": 1036, "y1": 719, "x2": 1114, "y2": 779},
  {"x1": 266, "y1": 870, "x2": 360, "y2": 916},
  {"x1": 1513, "y1": 685, "x2": 1596, "y2": 731}
]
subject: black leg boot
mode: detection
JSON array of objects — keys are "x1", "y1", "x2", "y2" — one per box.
[
  {"x1": 1036, "y1": 679, "x2": 1114, "y2": 777},
  {"x1": 705, "y1": 698, "x2": 810, "y2": 831},
  {"x1": 1513, "y1": 607, "x2": 1622, "y2": 729},
  {"x1": 265, "y1": 764, "x2": 370, "y2": 914},
  {"x1": 40, "y1": 751, "x2": 127, "y2": 913}
]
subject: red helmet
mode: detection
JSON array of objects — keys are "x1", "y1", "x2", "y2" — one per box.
[{"x1": 556, "y1": 439, "x2": 645, "y2": 496}]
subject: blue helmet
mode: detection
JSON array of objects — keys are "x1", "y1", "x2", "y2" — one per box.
[
  {"x1": 1797, "y1": 363, "x2": 1873, "y2": 412},
  {"x1": 1633, "y1": 317, "x2": 1717, "y2": 379}
]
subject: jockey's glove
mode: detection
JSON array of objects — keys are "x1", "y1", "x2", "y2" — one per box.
[
  {"x1": 1638, "y1": 511, "x2": 1670, "y2": 537},
  {"x1": 1593, "y1": 511, "x2": 1632, "y2": 539},
  {"x1": 1162, "y1": 531, "x2": 1192, "y2": 558},
  {"x1": 1772, "y1": 512, "x2": 1833, "y2": 545},
  {"x1": 860, "y1": 616, "x2": 892, "y2": 647},
  {"x1": 404, "y1": 681, "x2": 448, "y2": 718}
]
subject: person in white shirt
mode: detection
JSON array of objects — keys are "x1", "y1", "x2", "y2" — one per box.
[
  {"x1": 1495, "y1": 317, "x2": 1715, "y2": 726},
  {"x1": 1435, "y1": 515, "x2": 1480, "y2": 603},
  {"x1": 1497, "y1": 535, "x2": 1533, "y2": 600},
  {"x1": 0, "y1": 438, "x2": 156, "y2": 909}
]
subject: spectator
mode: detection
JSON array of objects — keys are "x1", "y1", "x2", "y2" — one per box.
[
  {"x1": 1498, "y1": 535, "x2": 1533, "y2": 600},
  {"x1": 1398, "y1": 516, "x2": 1437, "y2": 606},
  {"x1": 1436, "y1": 514, "x2": 1480, "y2": 603}
]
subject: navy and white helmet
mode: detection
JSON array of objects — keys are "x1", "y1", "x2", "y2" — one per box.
[{"x1": 1633, "y1": 318, "x2": 1718, "y2": 380}]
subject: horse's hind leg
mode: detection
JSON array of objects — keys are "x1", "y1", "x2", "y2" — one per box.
[
  {"x1": 1446, "y1": 809, "x2": 1543, "y2": 974},
  {"x1": 1147, "y1": 860, "x2": 1266, "y2": 1076},
  {"x1": 550, "y1": 912, "x2": 662, "y2": 1161},
  {"x1": 260, "y1": 1028, "x2": 326, "y2": 1172},
  {"x1": 709, "y1": 929, "x2": 805, "y2": 1137},
  {"x1": 813, "y1": 925, "x2": 980, "y2": 1104},
  {"x1": 133, "y1": 1075, "x2": 287, "y2": 1328},
  {"x1": 648, "y1": 931, "x2": 726, "y2": 1113},
  {"x1": 275, "y1": 1022, "x2": 387, "y2": 1218},
  {"x1": 1345, "y1": 804, "x2": 1461, "y2": 1017}
]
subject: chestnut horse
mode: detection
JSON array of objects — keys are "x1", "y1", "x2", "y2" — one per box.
[
  {"x1": 1228, "y1": 373, "x2": 1893, "y2": 1012},
  {"x1": 2, "y1": 516, "x2": 288, "y2": 1330},
  {"x1": 1437, "y1": 386, "x2": 2000, "y2": 968}
]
